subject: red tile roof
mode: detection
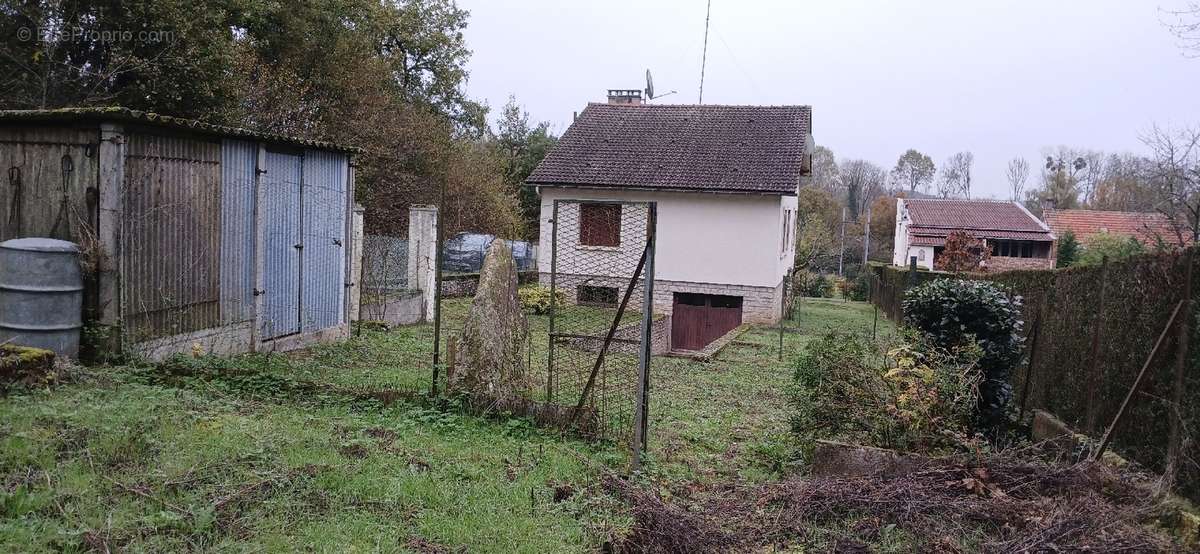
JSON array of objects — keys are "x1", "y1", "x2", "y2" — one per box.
[
  {"x1": 526, "y1": 103, "x2": 812, "y2": 195},
  {"x1": 903, "y1": 199, "x2": 1053, "y2": 242},
  {"x1": 1043, "y1": 209, "x2": 1189, "y2": 246}
]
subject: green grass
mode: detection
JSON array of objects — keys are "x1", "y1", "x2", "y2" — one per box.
[{"x1": 0, "y1": 296, "x2": 890, "y2": 552}]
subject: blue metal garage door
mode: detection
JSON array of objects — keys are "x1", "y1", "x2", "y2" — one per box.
[
  {"x1": 300, "y1": 150, "x2": 347, "y2": 332},
  {"x1": 261, "y1": 151, "x2": 303, "y2": 339}
]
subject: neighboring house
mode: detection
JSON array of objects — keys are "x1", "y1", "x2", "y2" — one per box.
[
  {"x1": 893, "y1": 198, "x2": 1055, "y2": 271},
  {"x1": 1043, "y1": 208, "x2": 1189, "y2": 249},
  {"x1": 526, "y1": 91, "x2": 812, "y2": 350}
]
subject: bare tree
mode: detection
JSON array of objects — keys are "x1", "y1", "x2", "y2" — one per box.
[
  {"x1": 1142, "y1": 124, "x2": 1200, "y2": 245},
  {"x1": 890, "y1": 149, "x2": 936, "y2": 193},
  {"x1": 1006, "y1": 157, "x2": 1030, "y2": 202},
  {"x1": 937, "y1": 152, "x2": 974, "y2": 199},
  {"x1": 1164, "y1": 2, "x2": 1200, "y2": 56}
]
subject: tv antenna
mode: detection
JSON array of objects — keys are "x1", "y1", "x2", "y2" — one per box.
[
  {"x1": 645, "y1": 69, "x2": 677, "y2": 101},
  {"x1": 698, "y1": 0, "x2": 711, "y2": 103}
]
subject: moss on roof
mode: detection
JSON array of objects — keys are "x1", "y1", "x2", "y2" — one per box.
[{"x1": 0, "y1": 107, "x2": 360, "y2": 153}]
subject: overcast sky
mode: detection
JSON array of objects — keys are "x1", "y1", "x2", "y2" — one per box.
[{"x1": 459, "y1": 0, "x2": 1200, "y2": 200}]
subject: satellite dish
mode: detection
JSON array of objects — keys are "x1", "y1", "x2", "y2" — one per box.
[{"x1": 643, "y1": 68, "x2": 678, "y2": 101}]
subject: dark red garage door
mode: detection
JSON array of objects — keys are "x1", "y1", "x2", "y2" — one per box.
[{"x1": 671, "y1": 293, "x2": 743, "y2": 351}]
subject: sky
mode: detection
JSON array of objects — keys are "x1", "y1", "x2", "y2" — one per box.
[{"x1": 458, "y1": 0, "x2": 1200, "y2": 200}]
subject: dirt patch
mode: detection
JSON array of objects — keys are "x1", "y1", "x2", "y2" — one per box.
[
  {"x1": 404, "y1": 535, "x2": 465, "y2": 554},
  {"x1": 338, "y1": 443, "x2": 370, "y2": 459},
  {"x1": 605, "y1": 454, "x2": 1179, "y2": 552}
]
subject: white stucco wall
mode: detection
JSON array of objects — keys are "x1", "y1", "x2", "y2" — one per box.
[
  {"x1": 892, "y1": 198, "x2": 909, "y2": 267},
  {"x1": 537, "y1": 187, "x2": 794, "y2": 288},
  {"x1": 892, "y1": 199, "x2": 935, "y2": 269}
]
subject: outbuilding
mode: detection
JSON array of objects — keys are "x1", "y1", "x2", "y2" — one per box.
[{"x1": 0, "y1": 108, "x2": 359, "y2": 359}]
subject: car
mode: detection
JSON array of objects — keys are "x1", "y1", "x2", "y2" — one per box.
[{"x1": 442, "y1": 233, "x2": 536, "y2": 273}]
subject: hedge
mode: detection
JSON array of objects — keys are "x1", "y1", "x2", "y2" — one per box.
[{"x1": 869, "y1": 249, "x2": 1200, "y2": 502}]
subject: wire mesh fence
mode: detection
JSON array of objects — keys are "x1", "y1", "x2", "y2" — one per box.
[{"x1": 547, "y1": 200, "x2": 656, "y2": 446}]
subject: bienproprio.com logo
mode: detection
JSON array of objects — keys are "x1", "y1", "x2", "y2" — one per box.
[{"x1": 17, "y1": 26, "x2": 175, "y2": 44}]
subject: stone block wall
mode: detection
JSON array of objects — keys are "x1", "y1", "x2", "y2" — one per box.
[
  {"x1": 538, "y1": 273, "x2": 785, "y2": 325},
  {"x1": 988, "y1": 256, "x2": 1055, "y2": 272}
]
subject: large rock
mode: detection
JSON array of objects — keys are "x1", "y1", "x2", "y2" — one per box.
[{"x1": 451, "y1": 240, "x2": 528, "y2": 398}]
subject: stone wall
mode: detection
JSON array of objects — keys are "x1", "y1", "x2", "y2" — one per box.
[{"x1": 988, "y1": 256, "x2": 1055, "y2": 272}]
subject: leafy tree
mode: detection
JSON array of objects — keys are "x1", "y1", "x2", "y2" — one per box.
[
  {"x1": 839, "y1": 159, "x2": 886, "y2": 218},
  {"x1": 495, "y1": 96, "x2": 558, "y2": 238},
  {"x1": 890, "y1": 149, "x2": 935, "y2": 193},
  {"x1": 867, "y1": 194, "x2": 899, "y2": 262},
  {"x1": 808, "y1": 145, "x2": 840, "y2": 194},
  {"x1": 1074, "y1": 231, "x2": 1146, "y2": 266},
  {"x1": 934, "y1": 231, "x2": 990, "y2": 273},
  {"x1": 1055, "y1": 230, "x2": 1080, "y2": 267},
  {"x1": 0, "y1": 0, "x2": 240, "y2": 117}
]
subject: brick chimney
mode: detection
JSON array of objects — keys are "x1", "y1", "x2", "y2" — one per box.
[
  {"x1": 607, "y1": 89, "x2": 644, "y2": 105},
  {"x1": 1040, "y1": 197, "x2": 1057, "y2": 214}
]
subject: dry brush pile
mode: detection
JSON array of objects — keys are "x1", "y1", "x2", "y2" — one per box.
[{"x1": 605, "y1": 451, "x2": 1180, "y2": 552}]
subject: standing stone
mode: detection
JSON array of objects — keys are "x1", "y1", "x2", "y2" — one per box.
[{"x1": 452, "y1": 240, "x2": 528, "y2": 398}]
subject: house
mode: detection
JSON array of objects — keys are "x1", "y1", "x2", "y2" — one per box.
[
  {"x1": 0, "y1": 108, "x2": 360, "y2": 359},
  {"x1": 1043, "y1": 208, "x2": 1189, "y2": 250},
  {"x1": 526, "y1": 91, "x2": 811, "y2": 350},
  {"x1": 893, "y1": 198, "x2": 1055, "y2": 271}
]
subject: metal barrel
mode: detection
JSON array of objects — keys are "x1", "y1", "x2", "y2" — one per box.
[{"x1": 0, "y1": 238, "x2": 83, "y2": 357}]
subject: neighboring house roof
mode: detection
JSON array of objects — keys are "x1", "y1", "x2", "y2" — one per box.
[
  {"x1": 1043, "y1": 209, "x2": 1187, "y2": 246},
  {"x1": 0, "y1": 107, "x2": 360, "y2": 153},
  {"x1": 903, "y1": 199, "x2": 1054, "y2": 244},
  {"x1": 526, "y1": 103, "x2": 812, "y2": 195}
]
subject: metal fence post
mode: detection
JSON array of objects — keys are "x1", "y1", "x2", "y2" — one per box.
[
  {"x1": 430, "y1": 181, "x2": 446, "y2": 397},
  {"x1": 632, "y1": 204, "x2": 656, "y2": 470},
  {"x1": 546, "y1": 201, "x2": 559, "y2": 404}
]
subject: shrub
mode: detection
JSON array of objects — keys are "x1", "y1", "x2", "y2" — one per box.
[
  {"x1": 1055, "y1": 230, "x2": 1080, "y2": 267},
  {"x1": 793, "y1": 270, "x2": 834, "y2": 298},
  {"x1": 788, "y1": 331, "x2": 981, "y2": 454},
  {"x1": 934, "y1": 231, "x2": 991, "y2": 273},
  {"x1": 1075, "y1": 231, "x2": 1146, "y2": 267},
  {"x1": 844, "y1": 271, "x2": 871, "y2": 301},
  {"x1": 902, "y1": 279, "x2": 1023, "y2": 431},
  {"x1": 518, "y1": 285, "x2": 564, "y2": 314}
]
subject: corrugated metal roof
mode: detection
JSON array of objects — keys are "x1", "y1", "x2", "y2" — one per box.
[
  {"x1": 527, "y1": 103, "x2": 812, "y2": 195},
  {"x1": 0, "y1": 107, "x2": 360, "y2": 153}
]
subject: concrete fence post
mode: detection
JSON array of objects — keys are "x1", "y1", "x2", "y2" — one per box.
[
  {"x1": 348, "y1": 204, "x2": 365, "y2": 322},
  {"x1": 408, "y1": 205, "x2": 439, "y2": 322}
]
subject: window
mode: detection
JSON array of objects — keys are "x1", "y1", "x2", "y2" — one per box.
[
  {"x1": 579, "y1": 203, "x2": 621, "y2": 247},
  {"x1": 578, "y1": 285, "x2": 618, "y2": 307},
  {"x1": 780, "y1": 209, "x2": 794, "y2": 254}
]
